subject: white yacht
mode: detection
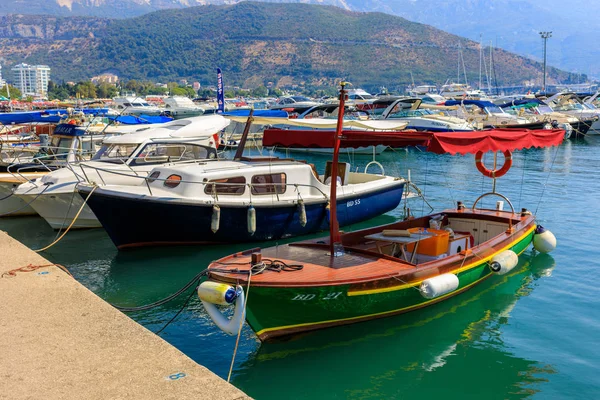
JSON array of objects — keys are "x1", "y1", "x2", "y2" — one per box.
[
  {"x1": 113, "y1": 96, "x2": 162, "y2": 116},
  {"x1": 545, "y1": 92, "x2": 600, "y2": 134},
  {"x1": 382, "y1": 98, "x2": 475, "y2": 132},
  {"x1": 162, "y1": 96, "x2": 205, "y2": 119}
]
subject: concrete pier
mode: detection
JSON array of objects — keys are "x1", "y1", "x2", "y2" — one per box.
[{"x1": 0, "y1": 231, "x2": 251, "y2": 400}]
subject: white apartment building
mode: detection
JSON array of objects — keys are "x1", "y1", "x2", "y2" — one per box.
[{"x1": 11, "y1": 63, "x2": 51, "y2": 97}]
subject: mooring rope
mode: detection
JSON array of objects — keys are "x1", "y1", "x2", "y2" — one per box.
[{"x1": 34, "y1": 186, "x2": 97, "y2": 252}]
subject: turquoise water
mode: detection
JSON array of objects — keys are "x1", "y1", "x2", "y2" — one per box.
[{"x1": 2, "y1": 138, "x2": 600, "y2": 399}]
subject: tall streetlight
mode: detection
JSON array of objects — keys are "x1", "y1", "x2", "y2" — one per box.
[{"x1": 539, "y1": 31, "x2": 552, "y2": 93}]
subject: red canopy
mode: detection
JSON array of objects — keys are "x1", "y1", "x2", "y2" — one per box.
[
  {"x1": 425, "y1": 128, "x2": 565, "y2": 155},
  {"x1": 262, "y1": 128, "x2": 565, "y2": 155}
]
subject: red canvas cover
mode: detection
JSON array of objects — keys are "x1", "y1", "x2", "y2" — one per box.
[
  {"x1": 425, "y1": 128, "x2": 566, "y2": 155},
  {"x1": 263, "y1": 128, "x2": 565, "y2": 154}
]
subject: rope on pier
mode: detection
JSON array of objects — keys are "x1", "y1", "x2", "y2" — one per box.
[{"x1": 1, "y1": 263, "x2": 72, "y2": 278}]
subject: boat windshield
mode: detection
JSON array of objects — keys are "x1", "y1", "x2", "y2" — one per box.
[
  {"x1": 46, "y1": 136, "x2": 75, "y2": 161},
  {"x1": 290, "y1": 96, "x2": 312, "y2": 102},
  {"x1": 130, "y1": 143, "x2": 215, "y2": 166},
  {"x1": 554, "y1": 102, "x2": 583, "y2": 111},
  {"x1": 92, "y1": 143, "x2": 140, "y2": 164},
  {"x1": 537, "y1": 104, "x2": 553, "y2": 114},
  {"x1": 387, "y1": 109, "x2": 432, "y2": 118},
  {"x1": 484, "y1": 105, "x2": 504, "y2": 114}
]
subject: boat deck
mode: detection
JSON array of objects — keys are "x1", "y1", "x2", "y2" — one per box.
[
  {"x1": 209, "y1": 208, "x2": 534, "y2": 288},
  {"x1": 211, "y1": 243, "x2": 415, "y2": 287}
]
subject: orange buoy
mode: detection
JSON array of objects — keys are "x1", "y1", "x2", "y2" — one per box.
[{"x1": 475, "y1": 150, "x2": 512, "y2": 178}]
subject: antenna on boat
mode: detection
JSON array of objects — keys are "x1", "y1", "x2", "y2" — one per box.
[{"x1": 328, "y1": 81, "x2": 349, "y2": 257}]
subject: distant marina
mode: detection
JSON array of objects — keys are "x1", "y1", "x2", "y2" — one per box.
[{"x1": 1, "y1": 3, "x2": 600, "y2": 397}]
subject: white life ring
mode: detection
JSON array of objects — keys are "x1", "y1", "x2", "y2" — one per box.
[{"x1": 200, "y1": 286, "x2": 246, "y2": 335}]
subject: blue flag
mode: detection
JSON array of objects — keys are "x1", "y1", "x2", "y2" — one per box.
[{"x1": 216, "y1": 67, "x2": 224, "y2": 114}]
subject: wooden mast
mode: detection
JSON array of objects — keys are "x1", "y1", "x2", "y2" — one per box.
[{"x1": 329, "y1": 82, "x2": 348, "y2": 256}]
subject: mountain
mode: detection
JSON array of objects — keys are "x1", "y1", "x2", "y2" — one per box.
[
  {"x1": 344, "y1": 0, "x2": 600, "y2": 78},
  {"x1": 0, "y1": 3, "x2": 579, "y2": 91},
  {"x1": 1, "y1": 0, "x2": 594, "y2": 78}
]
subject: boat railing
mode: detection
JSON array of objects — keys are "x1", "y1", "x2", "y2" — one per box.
[
  {"x1": 75, "y1": 162, "x2": 331, "y2": 200},
  {"x1": 70, "y1": 157, "x2": 212, "y2": 187},
  {"x1": 4, "y1": 146, "x2": 98, "y2": 187}
]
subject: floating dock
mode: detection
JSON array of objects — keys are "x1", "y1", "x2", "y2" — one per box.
[{"x1": 0, "y1": 230, "x2": 251, "y2": 400}]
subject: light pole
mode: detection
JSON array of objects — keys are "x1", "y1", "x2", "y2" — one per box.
[{"x1": 539, "y1": 31, "x2": 552, "y2": 93}]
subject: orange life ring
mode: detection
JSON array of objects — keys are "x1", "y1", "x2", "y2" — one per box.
[{"x1": 475, "y1": 150, "x2": 512, "y2": 178}]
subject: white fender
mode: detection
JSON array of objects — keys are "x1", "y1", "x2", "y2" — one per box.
[
  {"x1": 247, "y1": 205, "x2": 256, "y2": 235},
  {"x1": 211, "y1": 204, "x2": 220, "y2": 233},
  {"x1": 489, "y1": 249, "x2": 519, "y2": 275},
  {"x1": 420, "y1": 273, "x2": 459, "y2": 299},
  {"x1": 533, "y1": 225, "x2": 556, "y2": 254},
  {"x1": 298, "y1": 199, "x2": 307, "y2": 227},
  {"x1": 200, "y1": 286, "x2": 245, "y2": 336}
]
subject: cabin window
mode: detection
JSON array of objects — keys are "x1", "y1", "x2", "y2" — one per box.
[
  {"x1": 164, "y1": 174, "x2": 182, "y2": 188},
  {"x1": 204, "y1": 176, "x2": 246, "y2": 195},
  {"x1": 93, "y1": 143, "x2": 139, "y2": 163},
  {"x1": 132, "y1": 144, "x2": 202, "y2": 165},
  {"x1": 251, "y1": 173, "x2": 286, "y2": 195}
]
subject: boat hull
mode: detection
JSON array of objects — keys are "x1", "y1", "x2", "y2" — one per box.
[
  {"x1": 20, "y1": 192, "x2": 100, "y2": 229},
  {"x1": 0, "y1": 180, "x2": 37, "y2": 216},
  {"x1": 242, "y1": 227, "x2": 534, "y2": 341},
  {"x1": 81, "y1": 183, "x2": 405, "y2": 249}
]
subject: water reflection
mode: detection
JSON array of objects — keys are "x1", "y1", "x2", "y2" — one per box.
[{"x1": 232, "y1": 252, "x2": 557, "y2": 399}]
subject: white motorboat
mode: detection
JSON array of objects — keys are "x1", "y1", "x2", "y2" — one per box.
[
  {"x1": 162, "y1": 96, "x2": 205, "y2": 119},
  {"x1": 545, "y1": 92, "x2": 600, "y2": 134},
  {"x1": 382, "y1": 98, "x2": 475, "y2": 132},
  {"x1": 13, "y1": 115, "x2": 228, "y2": 229},
  {"x1": 0, "y1": 124, "x2": 114, "y2": 216},
  {"x1": 113, "y1": 96, "x2": 162, "y2": 116}
]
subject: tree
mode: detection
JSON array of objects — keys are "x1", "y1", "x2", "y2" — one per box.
[
  {"x1": 270, "y1": 87, "x2": 283, "y2": 97},
  {"x1": 75, "y1": 81, "x2": 97, "y2": 99},
  {"x1": 97, "y1": 82, "x2": 118, "y2": 99},
  {"x1": 251, "y1": 86, "x2": 268, "y2": 97},
  {"x1": 0, "y1": 84, "x2": 21, "y2": 99}
]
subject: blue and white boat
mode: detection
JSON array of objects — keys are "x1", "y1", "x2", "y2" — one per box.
[{"x1": 77, "y1": 157, "x2": 407, "y2": 249}]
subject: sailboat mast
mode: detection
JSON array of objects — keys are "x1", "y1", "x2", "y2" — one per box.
[
  {"x1": 479, "y1": 34, "x2": 483, "y2": 90},
  {"x1": 457, "y1": 43, "x2": 461, "y2": 83},
  {"x1": 328, "y1": 82, "x2": 348, "y2": 256}
]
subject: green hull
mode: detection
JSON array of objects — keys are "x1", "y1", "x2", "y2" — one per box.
[{"x1": 246, "y1": 229, "x2": 534, "y2": 341}]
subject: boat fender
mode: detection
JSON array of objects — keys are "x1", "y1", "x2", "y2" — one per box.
[
  {"x1": 420, "y1": 273, "x2": 459, "y2": 299},
  {"x1": 247, "y1": 205, "x2": 256, "y2": 235},
  {"x1": 533, "y1": 225, "x2": 556, "y2": 253},
  {"x1": 489, "y1": 250, "x2": 518, "y2": 275},
  {"x1": 211, "y1": 204, "x2": 220, "y2": 233},
  {"x1": 198, "y1": 282, "x2": 245, "y2": 336},
  {"x1": 298, "y1": 199, "x2": 307, "y2": 227},
  {"x1": 198, "y1": 281, "x2": 239, "y2": 305}
]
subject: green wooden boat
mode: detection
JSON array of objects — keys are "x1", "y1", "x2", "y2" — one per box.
[{"x1": 197, "y1": 83, "x2": 560, "y2": 342}]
